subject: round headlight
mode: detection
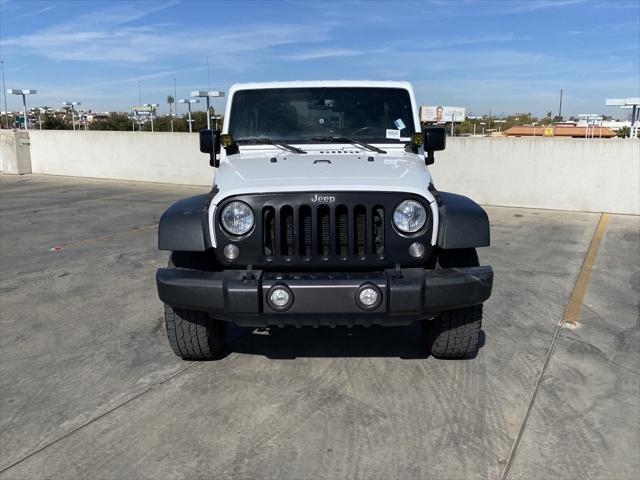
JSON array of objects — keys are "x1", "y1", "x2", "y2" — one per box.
[
  {"x1": 393, "y1": 200, "x2": 427, "y2": 233},
  {"x1": 221, "y1": 201, "x2": 254, "y2": 235}
]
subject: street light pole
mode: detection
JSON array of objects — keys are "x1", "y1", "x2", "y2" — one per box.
[
  {"x1": 143, "y1": 104, "x2": 159, "y2": 132},
  {"x1": 62, "y1": 102, "x2": 81, "y2": 131},
  {"x1": 21, "y1": 95, "x2": 27, "y2": 128},
  {"x1": 179, "y1": 99, "x2": 199, "y2": 133},
  {"x1": 467, "y1": 115, "x2": 481, "y2": 136},
  {"x1": 8, "y1": 89, "x2": 36, "y2": 129},
  {"x1": 191, "y1": 90, "x2": 225, "y2": 130},
  {"x1": 1, "y1": 61, "x2": 9, "y2": 129}
]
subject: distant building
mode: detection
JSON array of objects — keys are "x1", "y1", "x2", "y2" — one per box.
[
  {"x1": 504, "y1": 125, "x2": 616, "y2": 138},
  {"x1": 576, "y1": 119, "x2": 631, "y2": 132},
  {"x1": 87, "y1": 112, "x2": 110, "y2": 122}
]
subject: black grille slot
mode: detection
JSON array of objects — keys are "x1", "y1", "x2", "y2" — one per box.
[
  {"x1": 354, "y1": 205, "x2": 366, "y2": 256},
  {"x1": 372, "y1": 206, "x2": 385, "y2": 255},
  {"x1": 336, "y1": 205, "x2": 348, "y2": 257},
  {"x1": 299, "y1": 205, "x2": 312, "y2": 257},
  {"x1": 281, "y1": 206, "x2": 294, "y2": 256},
  {"x1": 317, "y1": 205, "x2": 330, "y2": 257},
  {"x1": 263, "y1": 206, "x2": 275, "y2": 256}
]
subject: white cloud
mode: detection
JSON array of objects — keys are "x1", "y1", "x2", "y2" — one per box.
[
  {"x1": 18, "y1": 4, "x2": 55, "y2": 18},
  {"x1": 285, "y1": 48, "x2": 389, "y2": 61},
  {"x1": 2, "y1": 1, "x2": 333, "y2": 67}
]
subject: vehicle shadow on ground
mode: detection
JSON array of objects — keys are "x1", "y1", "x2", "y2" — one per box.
[{"x1": 223, "y1": 323, "x2": 485, "y2": 360}]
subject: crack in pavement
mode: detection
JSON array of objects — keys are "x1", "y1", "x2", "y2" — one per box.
[
  {"x1": 0, "y1": 330, "x2": 253, "y2": 475},
  {"x1": 500, "y1": 213, "x2": 608, "y2": 480}
]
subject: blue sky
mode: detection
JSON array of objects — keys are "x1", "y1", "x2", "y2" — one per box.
[{"x1": 0, "y1": 0, "x2": 638, "y2": 117}]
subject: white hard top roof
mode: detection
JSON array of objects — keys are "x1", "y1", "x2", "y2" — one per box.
[{"x1": 228, "y1": 80, "x2": 413, "y2": 93}]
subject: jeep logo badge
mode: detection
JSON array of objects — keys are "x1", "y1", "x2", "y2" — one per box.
[{"x1": 310, "y1": 194, "x2": 336, "y2": 204}]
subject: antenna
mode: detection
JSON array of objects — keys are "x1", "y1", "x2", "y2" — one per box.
[{"x1": 207, "y1": 56, "x2": 211, "y2": 91}]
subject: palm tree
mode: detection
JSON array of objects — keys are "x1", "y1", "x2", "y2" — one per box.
[{"x1": 167, "y1": 95, "x2": 174, "y2": 132}]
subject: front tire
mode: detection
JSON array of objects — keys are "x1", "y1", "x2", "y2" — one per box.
[
  {"x1": 164, "y1": 305, "x2": 227, "y2": 360},
  {"x1": 424, "y1": 247, "x2": 483, "y2": 359},
  {"x1": 423, "y1": 305, "x2": 483, "y2": 359}
]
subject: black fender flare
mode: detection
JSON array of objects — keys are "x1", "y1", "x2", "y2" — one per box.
[
  {"x1": 437, "y1": 192, "x2": 490, "y2": 249},
  {"x1": 158, "y1": 194, "x2": 210, "y2": 251}
]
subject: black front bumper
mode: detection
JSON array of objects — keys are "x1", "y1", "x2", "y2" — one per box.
[{"x1": 156, "y1": 266, "x2": 493, "y2": 327}]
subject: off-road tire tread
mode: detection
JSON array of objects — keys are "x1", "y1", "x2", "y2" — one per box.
[
  {"x1": 164, "y1": 305, "x2": 227, "y2": 359},
  {"x1": 425, "y1": 304, "x2": 483, "y2": 359}
]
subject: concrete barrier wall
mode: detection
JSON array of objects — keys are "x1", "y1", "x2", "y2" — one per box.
[
  {"x1": 5, "y1": 130, "x2": 639, "y2": 214},
  {"x1": 0, "y1": 130, "x2": 32, "y2": 174},
  {"x1": 430, "y1": 137, "x2": 639, "y2": 215},
  {"x1": 28, "y1": 130, "x2": 212, "y2": 186}
]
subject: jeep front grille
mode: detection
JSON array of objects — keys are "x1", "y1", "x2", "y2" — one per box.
[
  {"x1": 215, "y1": 192, "x2": 433, "y2": 269},
  {"x1": 262, "y1": 203, "x2": 385, "y2": 259}
]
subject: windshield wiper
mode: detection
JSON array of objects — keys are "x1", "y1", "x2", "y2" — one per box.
[
  {"x1": 235, "y1": 137, "x2": 307, "y2": 154},
  {"x1": 310, "y1": 136, "x2": 387, "y2": 154}
]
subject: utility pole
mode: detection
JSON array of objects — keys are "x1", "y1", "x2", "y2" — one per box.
[
  {"x1": 558, "y1": 89, "x2": 563, "y2": 119},
  {"x1": 138, "y1": 81, "x2": 142, "y2": 107},
  {"x1": 174, "y1": 78, "x2": 178, "y2": 116},
  {"x1": 1, "y1": 61, "x2": 9, "y2": 129}
]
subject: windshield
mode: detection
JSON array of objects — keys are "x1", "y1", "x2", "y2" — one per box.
[{"x1": 228, "y1": 87, "x2": 415, "y2": 144}]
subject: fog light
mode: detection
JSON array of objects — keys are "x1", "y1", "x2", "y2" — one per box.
[
  {"x1": 409, "y1": 242, "x2": 425, "y2": 258},
  {"x1": 267, "y1": 285, "x2": 293, "y2": 311},
  {"x1": 355, "y1": 284, "x2": 382, "y2": 310},
  {"x1": 223, "y1": 244, "x2": 239, "y2": 261}
]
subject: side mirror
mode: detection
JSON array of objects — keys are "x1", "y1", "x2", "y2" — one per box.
[
  {"x1": 199, "y1": 129, "x2": 221, "y2": 167},
  {"x1": 423, "y1": 126, "x2": 446, "y2": 165}
]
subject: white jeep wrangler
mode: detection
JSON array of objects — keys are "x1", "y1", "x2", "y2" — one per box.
[{"x1": 156, "y1": 81, "x2": 493, "y2": 359}]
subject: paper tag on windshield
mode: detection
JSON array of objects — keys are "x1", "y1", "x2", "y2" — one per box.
[
  {"x1": 386, "y1": 129, "x2": 401, "y2": 139},
  {"x1": 394, "y1": 118, "x2": 406, "y2": 131}
]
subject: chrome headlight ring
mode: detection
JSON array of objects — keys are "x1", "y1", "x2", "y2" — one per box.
[
  {"x1": 221, "y1": 201, "x2": 255, "y2": 236},
  {"x1": 393, "y1": 199, "x2": 427, "y2": 233}
]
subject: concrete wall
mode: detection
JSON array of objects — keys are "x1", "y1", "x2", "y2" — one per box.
[
  {"x1": 430, "y1": 137, "x2": 639, "y2": 215},
  {"x1": 4, "y1": 130, "x2": 639, "y2": 214},
  {"x1": 28, "y1": 130, "x2": 212, "y2": 185},
  {"x1": 0, "y1": 130, "x2": 32, "y2": 174}
]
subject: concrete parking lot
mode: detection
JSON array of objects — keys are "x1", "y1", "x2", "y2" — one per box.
[{"x1": 0, "y1": 174, "x2": 638, "y2": 480}]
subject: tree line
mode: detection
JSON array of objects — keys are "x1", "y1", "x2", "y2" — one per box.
[{"x1": 36, "y1": 110, "x2": 222, "y2": 132}]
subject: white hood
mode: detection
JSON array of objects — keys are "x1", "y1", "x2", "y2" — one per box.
[
  {"x1": 207, "y1": 145, "x2": 439, "y2": 248},
  {"x1": 211, "y1": 146, "x2": 433, "y2": 204}
]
